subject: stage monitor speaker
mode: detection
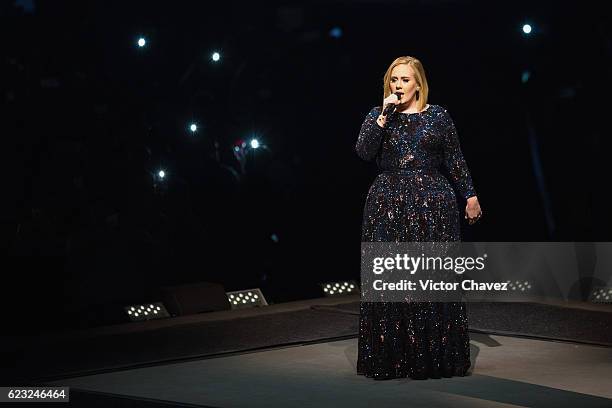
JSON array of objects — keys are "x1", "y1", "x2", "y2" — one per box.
[{"x1": 160, "y1": 281, "x2": 230, "y2": 316}]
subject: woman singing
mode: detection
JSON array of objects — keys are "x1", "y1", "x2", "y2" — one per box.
[{"x1": 355, "y1": 56, "x2": 483, "y2": 380}]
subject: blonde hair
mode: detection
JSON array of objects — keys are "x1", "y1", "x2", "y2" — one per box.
[{"x1": 382, "y1": 56, "x2": 429, "y2": 111}]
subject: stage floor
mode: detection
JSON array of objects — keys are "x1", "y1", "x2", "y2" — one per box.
[{"x1": 45, "y1": 333, "x2": 612, "y2": 408}]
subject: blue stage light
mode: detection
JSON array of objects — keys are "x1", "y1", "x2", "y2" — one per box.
[
  {"x1": 329, "y1": 27, "x2": 343, "y2": 39},
  {"x1": 521, "y1": 70, "x2": 531, "y2": 84}
]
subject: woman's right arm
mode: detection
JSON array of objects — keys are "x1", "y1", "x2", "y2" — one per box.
[{"x1": 355, "y1": 106, "x2": 385, "y2": 161}]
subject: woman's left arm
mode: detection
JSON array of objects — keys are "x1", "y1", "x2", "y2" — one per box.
[{"x1": 441, "y1": 109, "x2": 482, "y2": 224}]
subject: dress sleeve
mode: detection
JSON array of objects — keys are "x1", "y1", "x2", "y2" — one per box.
[
  {"x1": 355, "y1": 106, "x2": 385, "y2": 161},
  {"x1": 441, "y1": 108, "x2": 477, "y2": 200}
]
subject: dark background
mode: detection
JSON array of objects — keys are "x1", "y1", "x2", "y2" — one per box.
[{"x1": 2, "y1": 0, "x2": 611, "y2": 332}]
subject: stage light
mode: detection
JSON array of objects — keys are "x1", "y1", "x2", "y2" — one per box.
[
  {"x1": 270, "y1": 233, "x2": 279, "y2": 243},
  {"x1": 321, "y1": 280, "x2": 360, "y2": 297},
  {"x1": 226, "y1": 288, "x2": 268, "y2": 309},
  {"x1": 124, "y1": 302, "x2": 170, "y2": 321},
  {"x1": 212, "y1": 51, "x2": 221, "y2": 62},
  {"x1": 137, "y1": 37, "x2": 146, "y2": 47},
  {"x1": 190, "y1": 123, "x2": 197, "y2": 132},
  {"x1": 153, "y1": 169, "x2": 168, "y2": 194},
  {"x1": 329, "y1": 27, "x2": 343, "y2": 39},
  {"x1": 250, "y1": 138, "x2": 260, "y2": 149},
  {"x1": 589, "y1": 287, "x2": 612, "y2": 303},
  {"x1": 522, "y1": 24, "x2": 532, "y2": 34},
  {"x1": 521, "y1": 70, "x2": 531, "y2": 84},
  {"x1": 505, "y1": 280, "x2": 532, "y2": 291}
]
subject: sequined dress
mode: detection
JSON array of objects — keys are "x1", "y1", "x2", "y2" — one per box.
[{"x1": 355, "y1": 104, "x2": 476, "y2": 380}]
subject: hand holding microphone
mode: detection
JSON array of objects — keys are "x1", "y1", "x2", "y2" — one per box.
[{"x1": 377, "y1": 92, "x2": 403, "y2": 128}]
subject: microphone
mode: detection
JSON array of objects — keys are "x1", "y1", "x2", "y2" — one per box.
[{"x1": 382, "y1": 92, "x2": 403, "y2": 116}]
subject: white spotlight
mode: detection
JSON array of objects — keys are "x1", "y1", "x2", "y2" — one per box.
[
  {"x1": 138, "y1": 38, "x2": 146, "y2": 47},
  {"x1": 190, "y1": 123, "x2": 197, "y2": 132},
  {"x1": 226, "y1": 288, "x2": 268, "y2": 309},
  {"x1": 212, "y1": 52, "x2": 221, "y2": 62},
  {"x1": 250, "y1": 138, "x2": 260, "y2": 149},
  {"x1": 522, "y1": 24, "x2": 532, "y2": 34},
  {"x1": 320, "y1": 280, "x2": 360, "y2": 297},
  {"x1": 158, "y1": 170, "x2": 165, "y2": 179},
  {"x1": 124, "y1": 302, "x2": 169, "y2": 322}
]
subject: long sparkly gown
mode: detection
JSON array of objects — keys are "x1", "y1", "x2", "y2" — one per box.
[{"x1": 355, "y1": 104, "x2": 476, "y2": 380}]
